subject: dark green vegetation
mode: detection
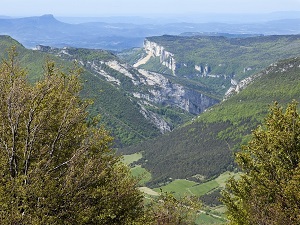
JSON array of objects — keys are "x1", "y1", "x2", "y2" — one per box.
[
  {"x1": 222, "y1": 102, "x2": 300, "y2": 225},
  {"x1": 0, "y1": 48, "x2": 201, "y2": 225},
  {"x1": 123, "y1": 153, "x2": 230, "y2": 224},
  {"x1": 140, "y1": 35, "x2": 300, "y2": 97},
  {"x1": 123, "y1": 56, "x2": 300, "y2": 189},
  {"x1": 0, "y1": 36, "x2": 161, "y2": 147},
  {"x1": 0, "y1": 48, "x2": 144, "y2": 224},
  {"x1": 41, "y1": 45, "x2": 214, "y2": 135}
]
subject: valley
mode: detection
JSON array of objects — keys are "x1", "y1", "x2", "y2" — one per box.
[{"x1": 1, "y1": 13, "x2": 300, "y2": 224}]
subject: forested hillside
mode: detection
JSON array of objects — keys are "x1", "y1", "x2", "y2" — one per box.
[
  {"x1": 0, "y1": 35, "x2": 161, "y2": 147},
  {"x1": 133, "y1": 35, "x2": 300, "y2": 97},
  {"x1": 38, "y1": 45, "x2": 220, "y2": 135},
  {"x1": 122, "y1": 56, "x2": 300, "y2": 186}
]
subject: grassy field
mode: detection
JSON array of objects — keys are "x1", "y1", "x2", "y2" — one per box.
[
  {"x1": 123, "y1": 153, "x2": 234, "y2": 224},
  {"x1": 122, "y1": 152, "x2": 143, "y2": 165},
  {"x1": 154, "y1": 179, "x2": 198, "y2": 196},
  {"x1": 154, "y1": 172, "x2": 237, "y2": 198},
  {"x1": 195, "y1": 213, "x2": 226, "y2": 224},
  {"x1": 131, "y1": 165, "x2": 152, "y2": 185},
  {"x1": 122, "y1": 153, "x2": 152, "y2": 185}
]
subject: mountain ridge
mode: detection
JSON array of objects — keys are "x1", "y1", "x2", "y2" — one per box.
[
  {"x1": 1, "y1": 14, "x2": 300, "y2": 50},
  {"x1": 37, "y1": 45, "x2": 219, "y2": 132},
  {"x1": 122, "y1": 56, "x2": 300, "y2": 186},
  {"x1": 132, "y1": 34, "x2": 300, "y2": 99}
]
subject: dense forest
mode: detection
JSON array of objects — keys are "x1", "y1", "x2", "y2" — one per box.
[
  {"x1": 123, "y1": 56, "x2": 300, "y2": 187},
  {"x1": 136, "y1": 35, "x2": 300, "y2": 97},
  {"x1": 1, "y1": 33, "x2": 300, "y2": 224},
  {"x1": 0, "y1": 47, "x2": 201, "y2": 224}
]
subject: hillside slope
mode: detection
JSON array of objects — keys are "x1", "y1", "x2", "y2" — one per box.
[
  {"x1": 38, "y1": 45, "x2": 220, "y2": 133},
  {"x1": 0, "y1": 36, "x2": 221, "y2": 147},
  {"x1": 132, "y1": 35, "x2": 300, "y2": 98},
  {"x1": 122, "y1": 56, "x2": 300, "y2": 186},
  {"x1": 0, "y1": 35, "x2": 161, "y2": 146}
]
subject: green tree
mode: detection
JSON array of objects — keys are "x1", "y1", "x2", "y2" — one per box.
[
  {"x1": 0, "y1": 47, "x2": 144, "y2": 224},
  {"x1": 222, "y1": 101, "x2": 300, "y2": 225},
  {"x1": 145, "y1": 191, "x2": 201, "y2": 225}
]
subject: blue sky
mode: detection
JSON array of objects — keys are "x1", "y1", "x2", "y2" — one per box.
[{"x1": 2, "y1": 0, "x2": 300, "y2": 17}]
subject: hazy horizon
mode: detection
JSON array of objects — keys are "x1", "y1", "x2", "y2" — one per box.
[
  {"x1": 2, "y1": 11, "x2": 300, "y2": 25},
  {"x1": 2, "y1": 0, "x2": 300, "y2": 18}
]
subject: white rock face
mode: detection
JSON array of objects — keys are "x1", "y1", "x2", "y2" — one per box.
[
  {"x1": 106, "y1": 60, "x2": 135, "y2": 80},
  {"x1": 224, "y1": 72, "x2": 265, "y2": 100},
  {"x1": 137, "y1": 69, "x2": 169, "y2": 86},
  {"x1": 139, "y1": 104, "x2": 171, "y2": 133},
  {"x1": 96, "y1": 70, "x2": 121, "y2": 86},
  {"x1": 143, "y1": 39, "x2": 177, "y2": 75}
]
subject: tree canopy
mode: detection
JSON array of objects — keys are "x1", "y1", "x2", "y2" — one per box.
[
  {"x1": 0, "y1": 47, "x2": 145, "y2": 224},
  {"x1": 222, "y1": 101, "x2": 300, "y2": 224}
]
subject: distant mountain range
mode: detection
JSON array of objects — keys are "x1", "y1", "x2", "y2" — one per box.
[
  {"x1": 1, "y1": 31, "x2": 300, "y2": 211},
  {"x1": 0, "y1": 14, "x2": 300, "y2": 50},
  {"x1": 122, "y1": 34, "x2": 300, "y2": 98}
]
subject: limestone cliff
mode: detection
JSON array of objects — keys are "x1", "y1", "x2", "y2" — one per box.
[
  {"x1": 143, "y1": 39, "x2": 177, "y2": 75},
  {"x1": 84, "y1": 58, "x2": 219, "y2": 131},
  {"x1": 37, "y1": 46, "x2": 219, "y2": 133}
]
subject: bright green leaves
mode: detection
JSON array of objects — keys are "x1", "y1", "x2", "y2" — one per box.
[
  {"x1": 0, "y1": 48, "x2": 145, "y2": 224},
  {"x1": 222, "y1": 101, "x2": 300, "y2": 224}
]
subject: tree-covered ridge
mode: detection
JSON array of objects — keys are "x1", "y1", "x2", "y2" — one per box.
[
  {"x1": 142, "y1": 34, "x2": 300, "y2": 97},
  {"x1": 40, "y1": 46, "x2": 118, "y2": 62},
  {"x1": 0, "y1": 48, "x2": 202, "y2": 224},
  {"x1": 0, "y1": 36, "x2": 161, "y2": 147},
  {"x1": 0, "y1": 48, "x2": 145, "y2": 224},
  {"x1": 41, "y1": 45, "x2": 219, "y2": 134},
  {"x1": 122, "y1": 56, "x2": 300, "y2": 186},
  {"x1": 197, "y1": 57, "x2": 300, "y2": 124},
  {"x1": 222, "y1": 101, "x2": 300, "y2": 225}
]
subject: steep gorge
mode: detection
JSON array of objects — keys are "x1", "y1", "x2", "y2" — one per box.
[{"x1": 38, "y1": 45, "x2": 219, "y2": 133}]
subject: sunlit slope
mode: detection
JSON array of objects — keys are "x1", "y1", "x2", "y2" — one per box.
[
  {"x1": 0, "y1": 35, "x2": 160, "y2": 146},
  {"x1": 123, "y1": 56, "x2": 300, "y2": 186}
]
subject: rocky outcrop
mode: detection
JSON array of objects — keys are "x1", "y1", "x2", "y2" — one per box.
[
  {"x1": 37, "y1": 46, "x2": 219, "y2": 133},
  {"x1": 143, "y1": 39, "x2": 177, "y2": 75},
  {"x1": 195, "y1": 64, "x2": 210, "y2": 76},
  {"x1": 134, "y1": 69, "x2": 218, "y2": 115},
  {"x1": 141, "y1": 40, "x2": 232, "y2": 80},
  {"x1": 91, "y1": 60, "x2": 218, "y2": 129},
  {"x1": 224, "y1": 71, "x2": 265, "y2": 100},
  {"x1": 35, "y1": 45, "x2": 52, "y2": 52},
  {"x1": 139, "y1": 103, "x2": 171, "y2": 133}
]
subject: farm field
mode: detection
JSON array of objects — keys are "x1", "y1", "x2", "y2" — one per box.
[
  {"x1": 123, "y1": 153, "x2": 239, "y2": 224},
  {"x1": 154, "y1": 171, "x2": 237, "y2": 197}
]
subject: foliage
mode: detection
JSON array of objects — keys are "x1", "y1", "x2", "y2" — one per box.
[
  {"x1": 144, "y1": 35, "x2": 300, "y2": 97},
  {"x1": 123, "y1": 56, "x2": 300, "y2": 188},
  {"x1": 0, "y1": 48, "x2": 145, "y2": 224},
  {"x1": 222, "y1": 101, "x2": 300, "y2": 225},
  {"x1": 124, "y1": 120, "x2": 236, "y2": 187},
  {"x1": 131, "y1": 165, "x2": 152, "y2": 186},
  {"x1": 145, "y1": 191, "x2": 202, "y2": 225},
  {"x1": 0, "y1": 35, "x2": 161, "y2": 147}
]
